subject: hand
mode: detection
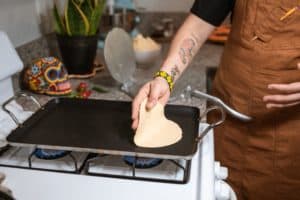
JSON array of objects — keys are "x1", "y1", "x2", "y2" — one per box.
[
  {"x1": 131, "y1": 77, "x2": 170, "y2": 130},
  {"x1": 263, "y1": 63, "x2": 300, "y2": 109}
]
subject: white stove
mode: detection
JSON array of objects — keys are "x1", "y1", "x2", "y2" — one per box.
[{"x1": 0, "y1": 124, "x2": 236, "y2": 200}]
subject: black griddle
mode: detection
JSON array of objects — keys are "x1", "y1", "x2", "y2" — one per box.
[{"x1": 7, "y1": 98, "x2": 200, "y2": 160}]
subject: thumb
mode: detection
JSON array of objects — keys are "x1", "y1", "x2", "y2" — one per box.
[{"x1": 146, "y1": 84, "x2": 161, "y2": 110}]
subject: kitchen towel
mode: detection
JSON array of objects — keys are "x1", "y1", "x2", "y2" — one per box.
[{"x1": 0, "y1": 101, "x2": 33, "y2": 147}]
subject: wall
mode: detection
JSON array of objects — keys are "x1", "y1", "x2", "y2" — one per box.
[
  {"x1": 0, "y1": 0, "x2": 193, "y2": 47},
  {"x1": 0, "y1": 0, "x2": 53, "y2": 47},
  {"x1": 135, "y1": 0, "x2": 194, "y2": 12}
]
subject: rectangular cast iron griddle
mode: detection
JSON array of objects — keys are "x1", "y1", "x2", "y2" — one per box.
[{"x1": 7, "y1": 98, "x2": 200, "y2": 160}]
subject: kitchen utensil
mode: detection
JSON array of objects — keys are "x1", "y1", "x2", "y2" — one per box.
[
  {"x1": 133, "y1": 34, "x2": 161, "y2": 64},
  {"x1": 183, "y1": 85, "x2": 252, "y2": 122},
  {"x1": 104, "y1": 27, "x2": 137, "y2": 96},
  {"x1": 4, "y1": 90, "x2": 250, "y2": 160},
  {"x1": 208, "y1": 25, "x2": 231, "y2": 44},
  {"x1": 5, "y1": 96, "x2": 201, "y2": 160},
  {"x1": 134, "y1": 47, "x2": 161, "y2": 64},
  {"x1": 2, "y1": 93, "x2": 41, "y2": 126},
  {"x1": 0, "y1": 100, "x2": 33, "y2": 148}
]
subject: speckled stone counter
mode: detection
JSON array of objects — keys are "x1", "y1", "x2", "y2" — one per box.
[{"x1": 14, "y1": 41, "x2": 224, "y2": 115}]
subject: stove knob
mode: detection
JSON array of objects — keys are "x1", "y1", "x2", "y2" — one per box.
[{"x1": 215, "y1": 161, "x2": 228, "y2": 180}]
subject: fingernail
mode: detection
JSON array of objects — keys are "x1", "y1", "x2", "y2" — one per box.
[
  {"x1": 297, "y1": 63, "x2": 300, "y2": 69},
  {"x1": 266, "y1": 104, "x2": 271, "y2": 109},
  {"x1": 146, "y1": 102, "x2": 153, "y2": 110}
]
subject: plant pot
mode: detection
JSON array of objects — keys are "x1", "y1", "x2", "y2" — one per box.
[{"x1": 56, "y1": 34, "x2": 98, "y2": 75}]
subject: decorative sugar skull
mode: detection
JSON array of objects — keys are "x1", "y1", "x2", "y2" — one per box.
[{"x1": 23, "y1": 57, "x2": 72, "y2": 95}]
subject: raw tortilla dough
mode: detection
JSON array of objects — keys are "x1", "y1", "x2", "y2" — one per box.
[{"x1": 134, "y1": 99, "x2": 182, "y2": 148}]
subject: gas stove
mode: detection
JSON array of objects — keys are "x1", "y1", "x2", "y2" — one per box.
[
  {"x1": 0, "y1": 145, "x2": 190, "y2": 184},
  {"x1": 0, "y1": 124, "x2": 236, "y2": 200}
]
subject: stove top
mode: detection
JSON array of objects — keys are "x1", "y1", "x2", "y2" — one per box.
[
  {"x1": 0, "y1": 146, "x2": 191, "y2": 184},
  {"x1": 0, "y1": 123, "x2": 225, "y2": 200},
  {"x1": 86, "y1": 154, "x2": 190, "y2": 183},
  {"x1": 0, "y1": 146, "x2": 88, "y2": 172}
]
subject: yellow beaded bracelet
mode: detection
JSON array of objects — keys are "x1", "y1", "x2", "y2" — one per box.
[{"x1": 154, "y1": 71, "x2": 174, "y2": 92}]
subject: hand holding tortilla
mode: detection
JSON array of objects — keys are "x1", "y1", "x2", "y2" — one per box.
[{"x1": 134, "y1": 99, "x2": 182, "y2": 148}]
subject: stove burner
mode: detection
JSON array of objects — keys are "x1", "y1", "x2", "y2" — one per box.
[
  {"x1": 123, "y1": 156, "x2": 162, "y2": 169},
  {"x1": 34, "y1": 148, "x2": 70, "y2": 160}
]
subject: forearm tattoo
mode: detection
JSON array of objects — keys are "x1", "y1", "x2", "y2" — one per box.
[
  {"x1": 179, "y1": 48, "x2": 187, "y2": 64},
  {"x1": 171, "y1": 65, "x2": 180, "y2": 80},
  {"x1": 178, "y1": 33, "x2": 199, "y2": 65}
]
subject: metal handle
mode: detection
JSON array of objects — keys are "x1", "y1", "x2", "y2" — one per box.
[
  {"x1": 2, "y1": 92, "x2": 42, "y2": 126},
  {"x1": 192, "y1": 90, "x2": 252, "y2": 122},
  {"x1": 196, "y1": 106, "x2": 225, "y2": 143},
  {"x1": 184, "y1": 86, "x2": 252, "y2": 122}
]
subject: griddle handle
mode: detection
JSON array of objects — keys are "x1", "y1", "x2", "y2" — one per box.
[
  {"x1": 2, "y1": 92, "x2": 42, "y2": 126},
  {"x1": 196, "y1": 106, "x2": 225, "y2": 143},
  {"x1": 184, "y1": 86, "x2": 252, "y2": 122}
]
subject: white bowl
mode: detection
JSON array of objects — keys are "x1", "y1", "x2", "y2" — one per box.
[{"x1": 134, "y1": 46, "x2": 161, "y2": 65}]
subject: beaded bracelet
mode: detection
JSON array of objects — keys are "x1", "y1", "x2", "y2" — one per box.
[{"x1": 154, "y1": 70, "x2": 174, "y2": 92}]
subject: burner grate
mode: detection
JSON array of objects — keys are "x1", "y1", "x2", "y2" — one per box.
[
  {"x1": 28, "y1": 148, "x2": 79, "y2": 172},
  {"x1": 0, "y1": 146, "x2": 88, "y2": 173},
  {"x1": 85, "y1": 154, "x2": 191, "y2": 184},
  {"x1": 0, "y1": 147, "x2": 192, "y2": 184}
]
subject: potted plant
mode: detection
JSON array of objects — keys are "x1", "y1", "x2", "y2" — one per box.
[{"x1": 53, "y1": 0, "x2": 105, "y2": 75}]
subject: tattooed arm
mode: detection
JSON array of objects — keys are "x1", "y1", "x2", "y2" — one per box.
[
  {"x1": 160, "y1": 13, "x2": 215, "y2": 82},
  {"x1": 132, "y1": 14, "x2": 215, "y2": 129}
]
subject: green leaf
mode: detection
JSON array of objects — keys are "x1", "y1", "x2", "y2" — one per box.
[
  {"x1": 80, "y1": 0, "x2": 93, "y2": 23},
  {"x1": 89, "y1": 0, "x2": 105, "y2": 35},
  {"x1": 73, "y1": 0, "x2": 83, "y2": 6},
  {"x1": 53, "y1": 3, "x2": 65, "y2": 34},
  {"x1": 93, "y1": 0, "x2": 98, "y2": 8},
  {"x1": 65, "y1": 0, "x2": 90, "y2": 36},
  {"x1": 64, "y1": 0, "x2": 72, "y2": 35},
  {"x1": 92, "y1": 85, "x2": 109, "y2": 93}
]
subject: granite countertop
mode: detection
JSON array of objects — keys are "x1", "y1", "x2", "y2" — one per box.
[{"x1": 15, "y1": 42, "x2": 224, "y2": 115}]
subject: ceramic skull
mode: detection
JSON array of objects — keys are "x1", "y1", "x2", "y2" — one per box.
[{"x1": 23, "y1": 57, "x2": 72, "y2": 95}]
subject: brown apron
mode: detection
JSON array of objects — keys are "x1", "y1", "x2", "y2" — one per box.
[{"x1": 210, "y1": 0, "x2": 300, "y2": 199}]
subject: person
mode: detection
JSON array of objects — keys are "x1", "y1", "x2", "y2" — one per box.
[{"x1": 132, "y1": 0, "x2": 300, "y2": 199}]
